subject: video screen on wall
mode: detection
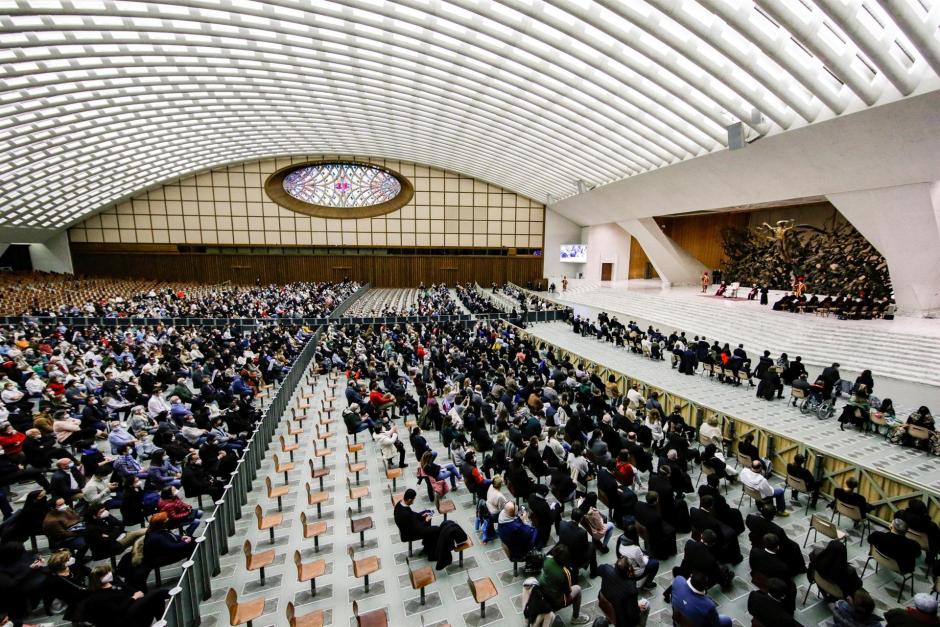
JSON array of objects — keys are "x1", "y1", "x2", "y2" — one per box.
[{"x1": 560, "y1": 244, "x2": 587, "y2": 263}]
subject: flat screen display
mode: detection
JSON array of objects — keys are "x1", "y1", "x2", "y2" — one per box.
[{"x1": 560, "y1": 244, "x2": 587, "y2": 263}]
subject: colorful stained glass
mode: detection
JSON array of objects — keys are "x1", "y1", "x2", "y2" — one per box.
[{"x1": 282, "y1": 162, "x2": 402, "y2": 208}]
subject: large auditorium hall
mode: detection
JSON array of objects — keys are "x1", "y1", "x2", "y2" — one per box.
[{"x1": 2, "y1": 2, "x2": 940, "y2": 627}]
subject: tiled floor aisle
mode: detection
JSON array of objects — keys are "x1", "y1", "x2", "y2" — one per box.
[{"x1": 193, "y1": 357, "x2": 930, "y2": 627}]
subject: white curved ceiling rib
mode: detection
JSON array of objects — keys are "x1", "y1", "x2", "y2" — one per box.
[{"x1": 0, "y1": 0, "x2": 938, "y2": 232}]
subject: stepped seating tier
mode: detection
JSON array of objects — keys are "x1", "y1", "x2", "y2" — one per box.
[{"x1": 553, "y1": 284, "x2": 940, "y2": 388}]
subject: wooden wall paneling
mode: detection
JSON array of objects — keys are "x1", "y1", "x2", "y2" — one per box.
[
  {"x1": 658, "y1": 213, "x2": 749, "y2": 271},
  {"x1": 628, "y1": 236, "x2": 656, "y2": 279},
  {"x1": 71, "y1": 245, "x2": 544, "y2": 287}
]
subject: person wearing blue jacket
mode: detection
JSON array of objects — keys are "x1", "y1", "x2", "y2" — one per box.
[
  {"x1": 496, "y1": 502, "x2": 537, "y2": 560},
  {"x1": 671, "y1": 572, "x2": 731, "y2": 627}
]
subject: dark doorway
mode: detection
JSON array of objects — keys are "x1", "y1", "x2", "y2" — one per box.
[{"x1": 601, "y1": 262, "x2": 613, "y2": 281}]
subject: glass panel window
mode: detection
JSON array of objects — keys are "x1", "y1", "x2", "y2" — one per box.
[{"x1": 282, "y1": 162, "x2": 402, "y2": 208}]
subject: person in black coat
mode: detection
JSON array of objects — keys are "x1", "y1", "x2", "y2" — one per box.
[
  {"x1": 432, "y1": 519, "x2": 468, "y2": 570},
  {"x1": 754, "y1": 351, "x2": 774, "y2": 380},
  {"x1": 690, "y1": 495, "x2": 743, "y2": 564},
  {"x1": 81, "y1": 564, "x2": 170, "y2": 627},
  {"x1": 635, "y1": 492, "x2": 676, "y2": 559},
  {"x1": 782, "y1": 356, "x2": 807, "y2": 386},
  {"x1": 394, "y1": 489, "x2": 440, "y2": 556},
  {"x1": 746, "y1": 504, "x2": 806, "y2": 576},
  {"x1": 831, "y1": 477, "x2": 874, "y2": 515},
  {"x1": 748, "y1": 578, "x2": 803, "y2": 627},
  {"x1": 181, "y1": 455, "x2": 224, "y2": 503},
  {"x1": 0, "y1": 489, "x2": 49, "y2": 545},
  {"x1": 558, "y1": 513, "x2": 597, "y2": 578},
  {"x1": 807, "y1": 539, "x2": 863, "y2": 599},
  {"x1": 45, "y1": 548, "x2": 90, "y2": 622},
  {"x1": 896, "y1": 499, "x2": 939, "y2": 565},
  {"x1": 785, "y1": 454, "x2": 819, "y2": 508},
  {"x1": 598, "y1": 463, "x2": 636, "y2": 527},
  {"x1": 141, "y1": 513, "x2": 193, "y2": 568},
  {"x1": 869, "y1": 519, "x2": 921, "y2": 574},
  {"x1": 50, "y1": 458, "x2": 86, "y2": 503},
  {"x1": 526, "y1": 491, "x2": 558, "y2": 548},
  {"x1": 598, "y1": 556, "x2": 642, "y2": 627},
  {"x1": 756, "y1": 368, "x2": 783, "y2": 401},
  {"x1": 676, "y1": 530, "x2": 730, "y2": 590},
  {"x1": 506, "y1": 455, "x2": 537, "y2": 501},
  {"x1": 749, "y1": 533, "x2": 797, "y2": 611},
  {"x1": 697, "y1": 475, "x2": 744, "y2": 535}
]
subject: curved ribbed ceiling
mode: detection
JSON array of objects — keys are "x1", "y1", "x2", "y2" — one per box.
[{"x1": 1, "y1": 0, "x2": 939, "y2": 230}]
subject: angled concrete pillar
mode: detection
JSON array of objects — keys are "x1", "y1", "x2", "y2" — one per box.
[
  {"x1": 617, "y1": 217, "x2": 707, "y2": 286},
  {"x1": 29, "y1": 231, "x2": 73, "y2": 273},
  {"x1": 828, "y1": 182, "x2": 940, "y2": 316}
]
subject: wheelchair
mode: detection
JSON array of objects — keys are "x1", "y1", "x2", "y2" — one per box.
[{"x1": 800, "y1": 385, "x2": 835, "y2": 420}]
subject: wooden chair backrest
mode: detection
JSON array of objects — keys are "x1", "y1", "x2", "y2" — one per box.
[
  {"x1": 871, "y1": 545, "x2": 903, "y2": 574},
  {"x1": 786, "y1": 474, "x2": 808, "y2": 493},
  {"x1": 743, "y1": 485, "x2": 763, "y2": 501},
  {"x1": 906, "y1": 528, "x2": 930, "y2": 551},
  {"x1": 225, "y1": 588, "x2": 239, "y2": 623},
  {"x1": 835, "y1": 500, "x2": 864, "y2": 523},
  {"x1": 814, "y1": 570, "x2": 845, "y2": 599},
  {"x1": 810, "y1": 514, "x2": 841, "y2": 540}
]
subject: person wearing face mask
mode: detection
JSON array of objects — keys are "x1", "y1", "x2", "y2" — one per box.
[
  {"x1": 180, "y1": 453, "x2": 223, "y2": 502},
  {"x1": 50, "y1": 458, "x2": 86, "y2": 504},
  {"x1": 118, "y1": 476, "x2": 152, "y2": 528},
  {"x1": 0, "y1": 422, "x2": 26, "y2": 465},
  {"x1": 82, "y1": 466, "x2": 122, "y2": 510},
  {"x1": 44, "y1": 549, "x2": 89, "y2": 622},
  {"x1": 141, "y1": 512, "x2": 193, "y2": 570},
  {"x1": 84, "y1": 504, "x2": 146, "y2": 561},
  {"x1": 21, "y1": 428, "x2": 74, "y2": 470},
  {"x1": 79, "y1": 397, "x2": 108, "y2": 434},
  {"x1": 42, "y1": 498, "x2": 88, "y2": 559},
  {"x1": 157, "y1": 486, "x2": 202, "y2": 536},
  {"x1": 81, "y1": 564, "x2": 170, "y2": 627}
]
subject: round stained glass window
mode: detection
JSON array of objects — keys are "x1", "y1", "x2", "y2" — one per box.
[{"x1": 265, "y1": 160, "x2": 414, "y2": 218}]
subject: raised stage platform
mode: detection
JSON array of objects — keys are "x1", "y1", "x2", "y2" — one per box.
[
  {"x1": 525, "y1": 321, "x2": 940, "y2": 513},
  {"x1": 546, "y1": 280, "x2": 940, "y2": 395}
]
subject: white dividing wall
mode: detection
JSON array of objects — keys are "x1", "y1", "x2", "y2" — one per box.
[
  {"x1": 29, "y1": 232, "x2": 73, "y2": 273},
  {"x1": 582, "y1": 223, "x2": 631, "y2": 282},
  {"x1": 543, "y1": 208, "x2": 585, "y2": 280}
]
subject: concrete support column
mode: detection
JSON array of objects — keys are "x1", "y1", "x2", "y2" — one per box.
[
  {"x1": 828, "y1": 182, "x2": 940, "y2": 316},
  {"x1": 29, "y1": 231, "x2": 73, "y2": 273},
  {"x1": 617, "y1": 217, "x2": 707, "y2": 286}
]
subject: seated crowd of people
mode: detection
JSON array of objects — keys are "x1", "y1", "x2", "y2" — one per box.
[
  {"x1": 0, "y1": 319, "x2": 313, "y2": 626},
  {"x1": 496, "y1": 283, "x2": 566, "y2": 313},
  {"x1": 319, "y1": 318, "x2": 938, "y2": 627},
  {"x1": 0, "y1": 272, "x2": 359, "y2": 319},
  {"x1": 344, "y1": 284, "x2": 461, "y2": 317},
  {"x1": 771, "y1": 293, "x2": 896, "y2": 320},
  {"x1": 569, "y1": 311, "x2": 940, "y2": 457},
  {"x1": 454, "y1": 284, "x2": 502, "y2": 315}
]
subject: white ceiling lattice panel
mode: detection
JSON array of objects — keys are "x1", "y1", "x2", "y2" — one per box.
[{"x1": 0, "y1": 0, "x2": 938, "y2": 231}]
